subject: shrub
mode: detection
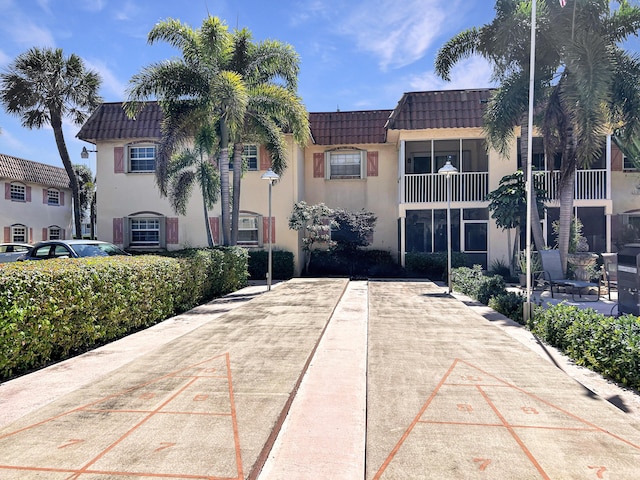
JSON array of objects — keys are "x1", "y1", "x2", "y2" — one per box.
[
  {"x1": 405, "y1": 252, "x2": 467, "y2": 280},
  {"x1": 476, "y1": 275, "x2": 506, "y2": 305},
  {"x1": 451, "y1": 265, "x2": 485, "y2": 298},
  {"x1": 531, "y1": 304, "x2": 640, "y2": 390},
  {"x1": 0, "y1": 247, "x2": 248, "y2": 379},
  {"x1": 248, "y1": 249, "x2": 294, "y2": 280},
  {"x1": 488, "y1": 292, "x2": 525, "y2": 324},
  {"x1": 308, "y1": 249, "x2": 401, "y2": 278}
]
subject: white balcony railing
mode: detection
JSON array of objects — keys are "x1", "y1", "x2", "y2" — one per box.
[
  {"x1": 403, "y1": 169, "x2": 608, "y2": 205},
  {"x1": 539, "y1": 169, "x2": 607, "y2": 201},
  {"x1": 404, "y1": 172, "x2": 489, "y2": 204}
]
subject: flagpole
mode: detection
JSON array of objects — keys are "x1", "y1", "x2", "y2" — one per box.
[{"x1": 524, "y1": 0, "x2": 537, "y2": 322}]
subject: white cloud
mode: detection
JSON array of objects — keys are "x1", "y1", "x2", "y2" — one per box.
[
  {"x1": 408, "y1": 56, "x2": 495, "y2": 91},
  {"x1": 5, "y1": 21, "x2": 55, "y2": 48},
  {"x1": 338, "y1": 0, "x2": 447, "y2": 71},
  {"x1": 85, "y1": 59, "x2": 127, "y2": 100}
]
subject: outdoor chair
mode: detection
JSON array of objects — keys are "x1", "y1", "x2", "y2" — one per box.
[
  {"x1": 600, "y1": 253, "x2": 618, "y2": 300},
  {"x1": 535, "y1": 249, "x2": 600, "y2": 302}
]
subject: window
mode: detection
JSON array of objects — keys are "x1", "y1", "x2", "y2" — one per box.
[
  {"x1": 237, "y1": 215, "x2": 260, "y2": 245},
  {"x1": 47, "y1": 189, "x2": 60, "y2": 205},
  {"x1": 10, "y1": 183, "x2": 26, "y2": 201},
  {"x1": 11, "y1": 225, "x2": 27, "y2": 242},
  {"x1": 326, "y1": 150, "x2": 365, "y2": 179},
  {"x1": 48, "y1": 226, "x2": 61, "y2": 240},
  {"x1": 129, "y1": 146, "x2": 156, "y2": 172},
  {"x1": 230, "y1": 144, "x2": 259, "y2": 171},
  {"x1": 130, "y1": 218, "x2": 160, "y2": 247},
  {"x1": 623, "y1": 155, "x2": 639, "y2": 170}
]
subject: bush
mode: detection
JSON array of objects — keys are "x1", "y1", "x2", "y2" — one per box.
[
  {"x1": 0, "y1": 247, "x2": 248, "y2": 379},
  {"x1": 476, "y1": 275, "x2": 506, "y2": 305},
  {"x1": 308, "y1": 249, "x2": 401, "y2": 278},
  {"x1": 405, "y1": 252, "x2": 467, "y2": 280},
  {"x1": 488, "y1": 292, "x2": 525, "y2": 324},
  {"x1": 248, "y1": 249, "x2": 294, "y2": 280},
  {"x1": 531, "y1": 304, "x2": 640, "y2": 390}
]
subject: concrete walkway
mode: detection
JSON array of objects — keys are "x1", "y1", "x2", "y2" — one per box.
[{"x1": 0, "y1": 278, "x2": 639, "y2": 479}]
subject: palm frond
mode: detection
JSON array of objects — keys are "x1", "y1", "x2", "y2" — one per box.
[{"x1": 434, "y1": 28, "x2": 481, "y2": 81}]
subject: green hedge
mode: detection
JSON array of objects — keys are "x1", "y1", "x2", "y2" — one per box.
[
  {"x1": 530, "y1": 304, "x2": 640, "y2": 390},
  {"x1": 405, "y1": 252, "x2": 468, "y2": 280},
  {"x1": 0, "y1": 247, "x2": 248, "y2": 379},
  {"x1": 308, "y1": 249, "x2": 402, "y2": 278},
  {"x1": 248, "y1": 250, "x2": 295, "y2": 280}
]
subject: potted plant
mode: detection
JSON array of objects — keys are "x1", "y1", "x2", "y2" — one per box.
[{"x1": 517, "y1": 251, "x2": 541, "y2": 287}]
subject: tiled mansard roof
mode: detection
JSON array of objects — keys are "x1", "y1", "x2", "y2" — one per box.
[
  {"x1": 0, "y1": 153, "x2": 71, "y2": 189},
  {"x1": 76, "y1": 89, "x2": 493, "y2": 145}
]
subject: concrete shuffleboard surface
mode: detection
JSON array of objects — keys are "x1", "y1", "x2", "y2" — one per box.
[
  {"x1": 365, "y1": 280, "x2": 640, "y2": 479},
  {"x1": 0, "y1": 278, "x2": 348, "y2": 480}
]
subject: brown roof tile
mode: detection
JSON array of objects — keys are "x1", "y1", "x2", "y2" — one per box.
[
  {"x1": 386, "y1": 89, "x2": 493, "y2": 130},
  {"x1": 77, "y1": 102, "x2": 162, "y2": 141},
  {"x1": 0, "y1": 153, "x2": 70, "y2": 189},
  {"x1": 309, "y1": 110, "x2": 392, "y2": 145}
]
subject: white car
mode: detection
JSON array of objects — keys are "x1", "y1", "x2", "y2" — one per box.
[{"x1": 0, "y1": 243, "x2": 32, "y2": 263}]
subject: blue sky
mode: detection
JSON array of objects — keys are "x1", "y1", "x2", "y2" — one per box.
[{"x1": 0, "y1": 0, "x2": 501, "y2": 172}]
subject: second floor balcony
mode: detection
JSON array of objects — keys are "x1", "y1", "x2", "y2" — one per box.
[{"x1": 402, "y1": 169, "x2": 608, "y2": 204}]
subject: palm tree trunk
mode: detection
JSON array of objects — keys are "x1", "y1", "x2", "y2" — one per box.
[
  {"x1": 230, "y1": 143, "x2": 243, "y2": 245},
  {"x1": 203, "y1": 199, "x2": 214, "y2": 248},
  {"x1": 519, "y1": 116, "x2": 546, "y2": 252},
  {"x1": 557, "y1": 170, "x2": 576, "y2": 276},
  {"x1": 51, "y1": 115, "x2": 82, "y2": 238},
  {"x1": 219, "y1": 122, "x2": 231, "y2": 246}
]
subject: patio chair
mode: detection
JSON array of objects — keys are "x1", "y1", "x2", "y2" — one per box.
[
  {"x1": 535, "y1": 249, "x2": 600, "y2": 301},
  {"x1": 600, "y1": 253, "x2": 618, "y2": 300}
]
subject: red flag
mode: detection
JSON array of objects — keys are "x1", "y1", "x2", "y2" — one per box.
[{"x1": 560, "y1": 0, "x2": 566, "y2": 6}]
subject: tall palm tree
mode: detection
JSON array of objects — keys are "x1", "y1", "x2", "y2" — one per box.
[
  {"x1": 226, "y1": 28, "x2": 310, "y2": 244},
  {"x1": 166, "y1": 123, "x2": 220, "y2": 247},
  {"x1": 436, "y1": 0, "x2": 640, "y2": 273},
  {"x1": 125, "y1": 16, "x2": 247, "y2": 246},
  {"x1": 0, "y1": 47, "x2": 102, "y2": 238}
]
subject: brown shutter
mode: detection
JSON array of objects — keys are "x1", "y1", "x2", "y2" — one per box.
[
  {"x1": 313, "y1": 153, "x2": 325, "y2": 178},
  {"x1": 612, "y1": 143, "x2": 623, "y2": 171},
  {"x1": 42, "y1": 228, "x2": 48, "y2": 241},
  {"x1": 26, "y1": 186, "x2": 31, "y2": 202},
  {"x1": 60, "y1": 191, "x2": 65, "y2": 206},
  {"x1": 61, "y1": 229, "x2": 66, "y2": 240},
  {"x1": 4, "y1": 227, "x2": 10, "y2": 243},
  {"x1": 166, "y1": 217, "x2": 179, "y2": 244},
  {"x1": 113, "y1": 218, "x2": 124, "y2": 244},
  {"x1": 43, "y1": 189, "x2": 48, "y2": 204},
  {"x1": 209, "y1": 217, "x2": 220, "y2": 245},
  {"x1": 114, "y1": 146, "x2": 124, "y2": 173},
  {"x1": 259, "y1": 145, "x2": 271, "y2": 170},
  {"x1": 29, "y1": 228, "x2": 33, "y2": 243},
  {"x1": 367, "y1": 151, "x2": 379, "y2": 177},
  {"x1": 263, "y1": 217, "x2": 276, "y2": 243},
  {"x1": 4, "y1": 183, "x2": 10, "y2": 200}
]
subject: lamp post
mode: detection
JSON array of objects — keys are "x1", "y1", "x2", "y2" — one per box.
[
  {"x1": 261, "y1": 168, "x2": 279, "y2": 290},
  {"x1": 438, "y1": 158, "x2": 458, "y2": 294}
]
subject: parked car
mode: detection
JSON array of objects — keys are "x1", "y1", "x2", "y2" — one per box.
[
  {"x1": 17, "y1": 240, "x2": 129, "y2": 261},
  {"x1": 0, "y1": 243, "x2": 33, "y2": 263}
]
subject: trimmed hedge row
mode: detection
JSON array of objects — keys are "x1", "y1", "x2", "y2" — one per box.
[
  {"x1": 530, "y1": 304, "x2": 640, "y2": 390},
  {"x1": 0, "y1": 247, "x2": 248, "y2": 379},
  {"x1": 247, "y1": 250, "x2": 295, "y2": 281}
]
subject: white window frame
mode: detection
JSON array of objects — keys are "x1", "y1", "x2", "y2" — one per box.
[
  {"x1": 10, "y1": 183, "x2": 26, "y2": 201},
  {"x1": 325, "y1": 149, "x2": 366, "y2": 180},
  {"x1": 11, "y1": 225, "x2": 27, "y2": 242},
  {"x1": 129, "y1": 217, "x2": 161, "y2": 248},
  {"x1": 237, "y1": 214, "x2": 263, "y2": 247},
  {"x1": 47, "y1": 188, "x2": 60, "y2": 205},
  {"x1": 128, "y1": 145, "x2": 157, "y2": 173},
  {"x1": 48, "y1": 226, "x2": 61, "y2": 240},
  {"x1": 243, "y1": 144, "x2": 258, "y2": 171},
  {"x1": 623, "y1": 155, "x2": 639, "y2": 171}
]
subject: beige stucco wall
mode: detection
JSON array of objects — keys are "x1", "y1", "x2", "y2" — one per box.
[
  {"x1": 303, "y1": 143, "x2": 400, "y2": 261},
  {"x1": 1, "y1": 180, "x2": 73, "y2": 242}
]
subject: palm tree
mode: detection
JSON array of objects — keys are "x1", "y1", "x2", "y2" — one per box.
[
  {"x1": 125, "y1": 16, "x2": 247, "y2": 246},
  {"x1": 436, "y1": 0, "x2": 640, "y2": 274},
  {"x1": 0, "y1": 47, "x2": 102, "y2": 238},
  {"x1": 73, "y1": 164, "x2": 95, "y2": 237},
  {"x1": 226, "y1": 28, "x2": 310, "y2": 244},
  {"x1": 166, "y1": 123, "x2": 220, "y2": 247}
]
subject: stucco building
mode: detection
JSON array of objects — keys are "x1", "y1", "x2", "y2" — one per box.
[
  {"x1": 77, "y1": 88, "x2": 639, "y2": 274},
  {"x1": 1, "y1": 153, "x2": 73, "y2": 244}
]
